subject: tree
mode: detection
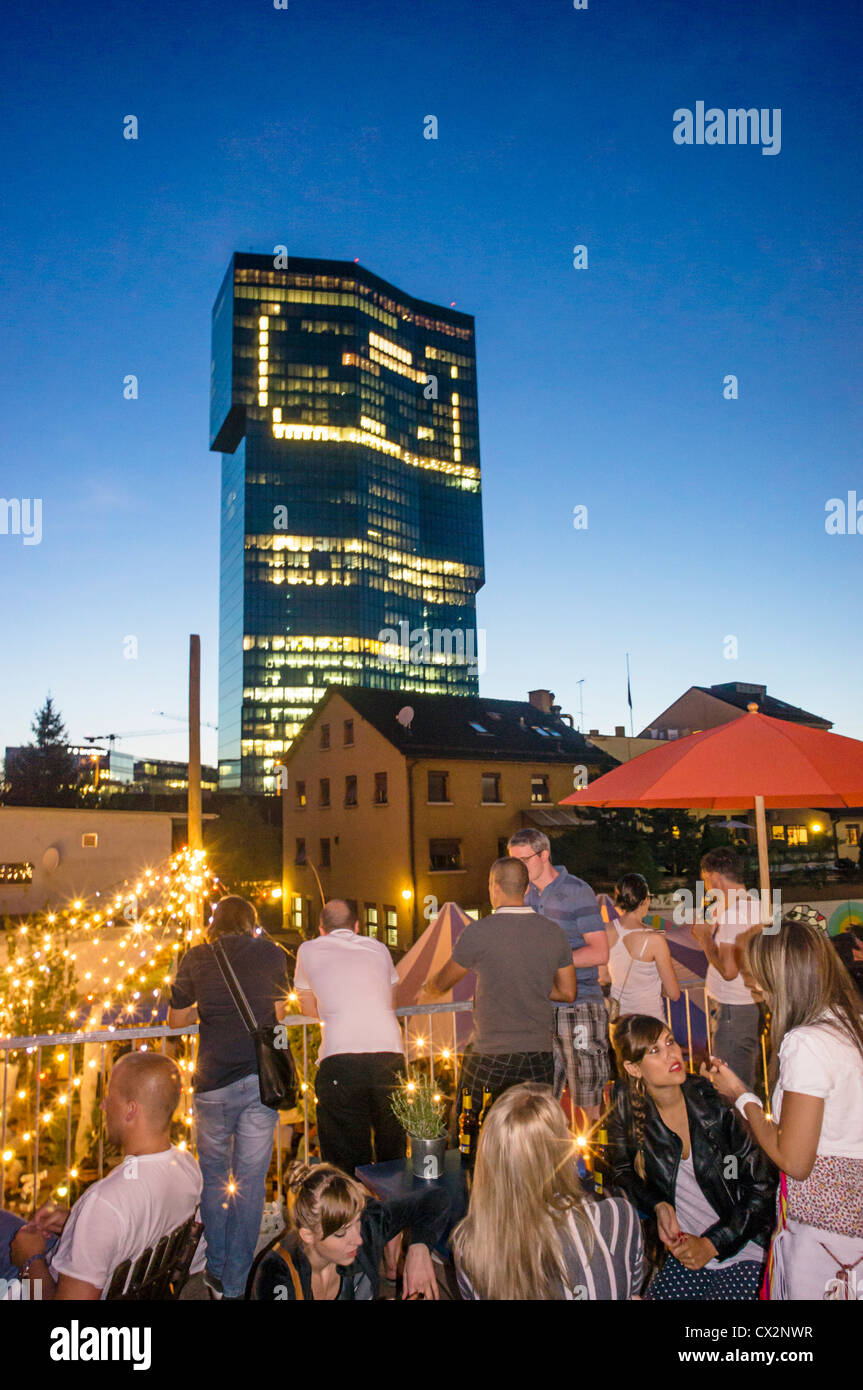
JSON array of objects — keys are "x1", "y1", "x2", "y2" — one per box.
[
  {"x1": 552, "y1": 809, "x2": 659, "y2": 893},
  {"x1": 204, "y1": 796, "x2": 280, "y2": 890},
  {"x1": 3, "y1": 695, "x2": 80, "y2": 806},
  {"x1": 648, "y1": 810, "x2": 707, "y2": 879}
]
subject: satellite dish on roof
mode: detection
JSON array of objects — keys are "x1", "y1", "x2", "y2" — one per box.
[{"x1": 396, "y1": 706, "x2": 414, "y2": 729}]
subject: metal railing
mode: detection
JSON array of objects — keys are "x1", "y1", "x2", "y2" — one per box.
[
  {"x1": 2, "y1": 991, "x2": 744, "y2": 1216},
  {"x1": 0, "y1": 1003, "x2": 474, "y2": 1212}
]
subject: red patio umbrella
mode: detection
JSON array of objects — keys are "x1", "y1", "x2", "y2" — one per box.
[{"x1": 561, "y1": 705, "x2": 863, "y2": 900}]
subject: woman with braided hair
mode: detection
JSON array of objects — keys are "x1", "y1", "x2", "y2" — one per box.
[
  {"x1": 606, "y1": 1015, "x2": 776, "y2": 1299},
  {"x1": 248, "y1": 1160, "x2": 448, "y2": 1300}
]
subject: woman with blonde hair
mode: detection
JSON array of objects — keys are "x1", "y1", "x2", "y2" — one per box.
[
  {"x1": 452, "y1": 1083, "x2": 643, "y2": 1300},
  {"x1": 705, "y1": 918, "x2": 863, "y2": 1300},
  {"x1": 249, "y1": 1160, "x2": 447, "y2": 1300}
]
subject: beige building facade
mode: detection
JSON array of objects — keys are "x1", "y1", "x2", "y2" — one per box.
[
  {"x1": 0, "y1": 807, "x2": 175, "y2": 917},
  {"x1": 280, "y1": 687, "x2": 614, "y2": 949}
]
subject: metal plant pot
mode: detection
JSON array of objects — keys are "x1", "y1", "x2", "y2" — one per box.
[{"x1": 408, "y1": 1134, "x2": 447, "y2": 1180}]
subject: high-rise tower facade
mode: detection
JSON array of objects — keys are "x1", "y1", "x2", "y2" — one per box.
[{"x1": 210, "y1": 254, "x2": 485, "y2": 791}]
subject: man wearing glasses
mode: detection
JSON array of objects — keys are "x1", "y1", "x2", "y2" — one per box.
[{"x1": 508, "y1": 829, "x2": 610, "y2": 1122}]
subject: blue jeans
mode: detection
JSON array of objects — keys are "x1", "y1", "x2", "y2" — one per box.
[{"x1": 194, "y1": 1072, "x2": 277, "y2": 1298}]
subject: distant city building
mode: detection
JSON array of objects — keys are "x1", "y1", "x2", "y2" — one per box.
[
  {"x1": 280, "y1": 685, "x2": 616, "y2": 949},
  {"x1": 210, "y1": 253, "x2": 485, "y2": 793},
  {"x1": 632, "y1": 682, "x2": 857, "y2": 865},
  {"x1": 3, "y1": 747, "x2": 217, "y2": 797},
  {"x1": 638, "y1": 682, "x2": 832, "y2": 741},
  {"x1": 132, "y1": 758, "x2": 219, "y2": 795},
  {"x1": 585, "y1": 727, "x2": 657, "y2": 763}
]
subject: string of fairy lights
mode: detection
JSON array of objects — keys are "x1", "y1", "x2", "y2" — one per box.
[
  {"x1": 0, "y1": 848, "x2": 225, "y2": 1198},
  {"x1": 1, "y1": 853, "x2": 608, "y2": 1204}
]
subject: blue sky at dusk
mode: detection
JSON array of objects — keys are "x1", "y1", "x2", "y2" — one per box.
[{"x1": 1, "y1": 0, "x2": 861, "y2": 767}]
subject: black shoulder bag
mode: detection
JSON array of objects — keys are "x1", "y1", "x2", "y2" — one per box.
[{"x1": 211, "y1": 938, "x2": 298, "y2": 1110}]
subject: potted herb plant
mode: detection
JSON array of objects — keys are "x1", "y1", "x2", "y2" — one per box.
[{"x1": 390, "y1": 1073, "x2": 448, "y2": 1179}]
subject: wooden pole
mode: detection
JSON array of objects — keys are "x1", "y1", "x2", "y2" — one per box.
[
  {"x1": 188, "y1": 636, "x2": 202, "y2": 854},
  {"x1": 279, "y1": 765, "x2": 290, "y2": 935},
  {"x1": 754, "y1": 794, "x2": 771, "y2": 913},
  {"x1": 188, "y1": 635, "x2": 203, "y2": 938}
]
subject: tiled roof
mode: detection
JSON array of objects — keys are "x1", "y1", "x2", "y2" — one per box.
[
  {"x1": 697, "y1": 684, "x2": 832, "y2": 729},
  {"x1": 314, "y1": 687, "x2": 618, "y2": 767}
]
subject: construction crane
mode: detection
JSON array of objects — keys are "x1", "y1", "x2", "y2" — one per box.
[
  {"x1": 153, "y1": 710, "x2": 218, "y2": 730},
  {"x1": 83, "y1": 730, "x2": 180, "y2": 749}
]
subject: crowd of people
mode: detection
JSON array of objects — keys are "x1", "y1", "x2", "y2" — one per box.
[{"x1": 2, "y1": 834, "x2": 862, "y2": 1302}]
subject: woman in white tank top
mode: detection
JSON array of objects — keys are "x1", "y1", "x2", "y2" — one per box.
[{"x1": 606, "y1": 874, "x2": 681, "y2": 1024}]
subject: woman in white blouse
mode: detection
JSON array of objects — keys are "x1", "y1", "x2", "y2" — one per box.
[{"x1": 705, "y1": 918, "x2": 863, "y2": 1300}]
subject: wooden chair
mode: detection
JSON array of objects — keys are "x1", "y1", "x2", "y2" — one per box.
[{"x1": 104, "y1": 1213, "x2": 203, "y2": 1300}]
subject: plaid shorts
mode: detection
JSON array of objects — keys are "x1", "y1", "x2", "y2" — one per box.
[
  {"x1": 552, "y1": 1000, "x2": 611, "y2": 1109},
  {"x1": 455, "y1": 1047, "x2": 554, "y2": 1112}
]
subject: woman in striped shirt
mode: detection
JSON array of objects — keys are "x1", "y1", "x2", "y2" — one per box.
[{"x1": 452, "y1": 1083, "x2": 643, "y2": 1300}]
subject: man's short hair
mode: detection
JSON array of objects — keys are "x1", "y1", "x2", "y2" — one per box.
[
  {"x1": 210, "y1": 895, "x2": 257, "y2": 938},
  {"x1": 701, "y1": 847, "x2": 743, "y2": 881},
  {"x1": 111, "y1": 1053, "x2": 182, "y2": 1130},
  {"x1": 319, "y1": 899, "x2": 357, "y2": 934},
  {"x1": 507, "y1": 828, "x2": 550, "y2": 857},
  {"x1": 490, "y1": 856, "x2": 530, "y2": 897}
]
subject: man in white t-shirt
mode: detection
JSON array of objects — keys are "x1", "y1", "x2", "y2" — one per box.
[
  {"x1": 294, "y1": 898, "x2": 405, "y2": 1175},
  {"x1": 9, "y1": 1052, "x2": 203, "y2": 1299},
  {"x1": 692, "y1": 849, "x2": 763, "y2": 1090}
]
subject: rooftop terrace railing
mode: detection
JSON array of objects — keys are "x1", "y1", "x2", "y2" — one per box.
[{"x1": 0, "y1": 1002, "x2": 474, "y2": 1212}]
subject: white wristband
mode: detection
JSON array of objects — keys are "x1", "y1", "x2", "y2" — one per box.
[{"x1": 734, "y1": 1092, "x2": 763, "y2": 1118}]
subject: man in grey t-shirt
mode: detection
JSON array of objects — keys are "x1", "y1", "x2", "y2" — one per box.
[{"x1": 424, "y1": 857, "x2": 576, "y2": 1108}]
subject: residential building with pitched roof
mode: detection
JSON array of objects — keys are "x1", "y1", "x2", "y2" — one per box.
[
  {"x1": 637, "y1": 681, "x2": 831, "y2": 742},
  {"x1": 279, "y1": 686, "x2": 616, "y2": 948}
]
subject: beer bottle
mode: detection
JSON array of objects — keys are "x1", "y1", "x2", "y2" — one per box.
[
  {"x1": 477, "y1": 1086, "x2": 493, "y2": 1132},
  {"x1": 458, "y1": 1089, "x2": 478, "y2": 1158},
  {"x1": 594, "y1": 1122, "x2": 609, "y2": 1196}
]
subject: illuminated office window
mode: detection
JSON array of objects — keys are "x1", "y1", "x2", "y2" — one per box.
[{"x1": 0, "y1": 862, "x2": 34, "y2": 883}]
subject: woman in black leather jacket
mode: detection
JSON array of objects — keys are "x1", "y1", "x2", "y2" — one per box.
[{"x1": 606, "y1": 1015, "x2": 776, "y2": 1300}]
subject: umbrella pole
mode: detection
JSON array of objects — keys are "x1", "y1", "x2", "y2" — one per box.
[{"x1": 754, "y1": 795, "x2": 771, "y2": 916}]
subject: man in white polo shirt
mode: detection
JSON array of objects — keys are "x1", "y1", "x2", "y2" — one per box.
[
  {"x1": 294, "y1": 898, "x2": 405, "y2": 1175},
  {"x1": 9, "y1": 1051, "x2": 203, "y2": 1299},
  {"x1": 692, "y1": 848, "x2": 763, "y2": 1090}
]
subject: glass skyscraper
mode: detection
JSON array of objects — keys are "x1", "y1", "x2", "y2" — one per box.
[{"x1": 210, "y1": 254, "x2": 485, "y2": 791}]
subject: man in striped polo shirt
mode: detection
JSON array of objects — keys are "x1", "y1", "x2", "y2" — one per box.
[{"x1": 509, "y1": 829, "x2": 610, "y2": 1121}]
